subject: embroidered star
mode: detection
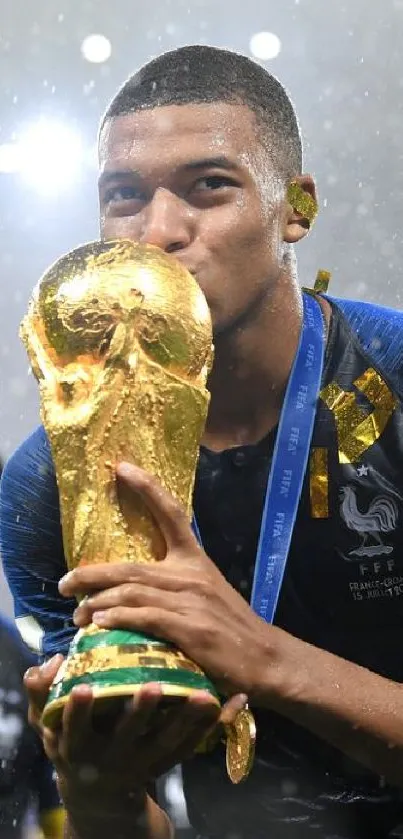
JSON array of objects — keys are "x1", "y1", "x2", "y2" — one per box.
[{"x1": 357, "y1": 465, "x2": 369, "y2": 477}]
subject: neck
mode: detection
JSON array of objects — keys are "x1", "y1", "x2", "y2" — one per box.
[{"x1": 203, "y1": 270, "x2": 303, "y2": 452}]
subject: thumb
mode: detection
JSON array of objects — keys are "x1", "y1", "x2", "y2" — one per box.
[
  {"x1": 25, "y1": 654, "x2": 64, "y2": 731},
  {"x1": 219, "y1": 693, "x2": 249, "y2": 727},
  {"x1": 116, "y1": 461, "x2": 195, "y2": 551}
]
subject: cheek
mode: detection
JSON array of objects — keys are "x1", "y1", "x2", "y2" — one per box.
[
  {"x1": 101, "y1": 214, "x2": 142, "y2": 242},
  {"x1": 241, "y1": 206, "x2": 284, "y2": 277},
  {"x1": 209, "y1": 202, "x2": 278, "y2": 274}
]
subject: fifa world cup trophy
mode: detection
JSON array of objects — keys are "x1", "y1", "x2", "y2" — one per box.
[{"x1": 20, "y1": 239, "x2": 219, "y2": 724}]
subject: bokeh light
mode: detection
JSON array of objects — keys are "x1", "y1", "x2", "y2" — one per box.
[
  {"x1": 1, "y1": 119, "x2": 84, "y2": 194},
  {"x1": 81, "y1": 33, "x2": 112, "y2": 64},
  {"x1": 249, "y1": 31, "x2": 281, "y2": 60}
]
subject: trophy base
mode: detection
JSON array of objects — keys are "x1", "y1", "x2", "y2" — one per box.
[{"x1": 42, "y1": 625, "x2": 220, "y2": 729}]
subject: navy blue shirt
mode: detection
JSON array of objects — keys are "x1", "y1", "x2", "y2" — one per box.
[{"x1": 1, "y1": 298, "x2": 403, "y2": 838}]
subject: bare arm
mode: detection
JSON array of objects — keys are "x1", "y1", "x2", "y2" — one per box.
[
  {"x1": 66, "y1": 463, "x2": 403, "y2": 792},
  {"x1": 255, "y1": 625, "x2": 403, "y2": 786},
  {"x1": 62, "y1": 791, "x2": 173, "y2": 839}
]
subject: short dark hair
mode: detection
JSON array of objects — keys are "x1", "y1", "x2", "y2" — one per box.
[{"x1": 101, "y1": 45, "x2": 302, "y2": 181}]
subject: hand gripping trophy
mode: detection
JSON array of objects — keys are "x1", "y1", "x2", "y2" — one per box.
[{"x1": 20, "y1": 239, "x2": 255, "y2": 784}]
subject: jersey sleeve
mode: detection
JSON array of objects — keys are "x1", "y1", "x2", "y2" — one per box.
[
  {"x1": 0, "y1": 425, "x2": 76, "y2": 659},
  {"x1": 328, "y1": 295, "x2": 403, "y2": 398}
]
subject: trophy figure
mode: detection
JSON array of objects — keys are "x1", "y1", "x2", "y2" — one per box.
[{"x1": 20, "y1": 239, "x2": 219, "y2": 727}]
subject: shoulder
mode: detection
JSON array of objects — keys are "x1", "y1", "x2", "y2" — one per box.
[
  {"x1": 326, "y1": 295, "x2": 403, "y2": 396},
  {"x1": 0, "y1": 427, "x2": 72, "y2": 658},
  {"x1": 2, "y1": 424, "x2": 54, "y2": 484},
  {"x1": 1, "y1": 424, "x2": 58, "y2": 520}
]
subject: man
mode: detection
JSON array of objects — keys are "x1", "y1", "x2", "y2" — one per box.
[
  {"x1": 0, "y1": 612, "x2": 64, "y2": 839},
  {"x1": 1, "y1": 44, "x2": 403, "y2": 839}
]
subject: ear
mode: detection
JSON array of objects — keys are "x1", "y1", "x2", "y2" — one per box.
[{"x1": 283, "y1": 174, "x2": 318, "y2": 244}]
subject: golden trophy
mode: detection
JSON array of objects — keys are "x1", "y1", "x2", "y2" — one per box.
[{"x1": 20, "y1": 239, "x2": 255, "y2": 783}]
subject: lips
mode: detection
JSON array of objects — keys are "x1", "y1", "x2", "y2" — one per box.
[
  {"x1": 168, "y1": 255, "x2": 198, "y2": 276},
  {"x1": 178, "y1": 263, "x2": 197, "y2": 275},
  {"x1": 180, "y1": 265, "x2": 198, "y2": 278}
]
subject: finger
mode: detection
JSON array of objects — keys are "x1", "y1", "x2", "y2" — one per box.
[
  {"x1": 89, "y1": 605, "x2": 179, "y2": 641},
  {"x1": 151, "y1": 692, "x2": 221, "y2": 776},
  {"x1": 110, "y1": 683, "x2": 163, "y2": 762},
  {"x1": 24, "y1": 655, "x2": 64, "y2": 731},
  {"x1": 59, "y1": 563, "x2": 138, "y2": 597},
  {"x1": 60, "y1": 684, "x2": 94, "y2": 762},
  {"x1": 73, "y1": 585, "x2": 180, "y2": 628},
  {"x1": 116, "y1": 683, "x2": 163, "y2": 736},
  {"x1": 59, "y1": 562, "x2": 177, "y2": 598},
  {"x1": 116, "y1": 462, "x2": 197, "y2": 551},
  {"x1": 42, "y1": 726, "x2": 61, "y2": 764},
  {"x1": 219, "y1": 693, "x2": 249, "y2": 727}
]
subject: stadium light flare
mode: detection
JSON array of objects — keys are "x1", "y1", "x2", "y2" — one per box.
[{"x1": 0, "y1": 119, "x2": 84, "y2": 195}]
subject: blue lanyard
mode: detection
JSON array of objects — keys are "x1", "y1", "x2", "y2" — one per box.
[{"x1": 193, "y1": 292, "x2": 326, "y2": 624}]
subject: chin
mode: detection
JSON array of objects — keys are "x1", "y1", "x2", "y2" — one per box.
[
  {"x1": 203, "y1": 299, "x2": 222, "y2": 333},
  {"x1": 211, "y1": 313, "x2": 238, "y2": 339},
  {"x1": 200, "y1": 294, "x2": 239, "y2": 338}
]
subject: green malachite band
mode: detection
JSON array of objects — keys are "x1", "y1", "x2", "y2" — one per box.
[
  {"x1": 48, "y1": 666, "x2": 218, "y2": 702},
  {"x1": 70, "y1": 628, "x2": 172, "y2": 655}
]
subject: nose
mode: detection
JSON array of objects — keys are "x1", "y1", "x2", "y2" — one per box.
[{"x1": 140, "y1": 188, "x2": 193, "y2": 254}]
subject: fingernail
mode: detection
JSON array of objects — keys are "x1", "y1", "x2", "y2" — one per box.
[
  {"x1": 92, "y1": 611, "x2": 107, "y2": 625},
  {"x1": 59, "y1": 571, "x2": 74, "y2": 592},
  {"x1": 24, "y1": 667, "x2": 36, "y2": 681},
  {"x1": 71, "y1": 684, "x2": 93, "y2": 699},
  {"x1": 116, "y1": 462, "x2": 141, "y2": 478},
  {"x1": 73, "y1": 609, "x2": 83, "y2": 627},
  {"x1": 40, "y1": 654, "x2": 62, "y2": 673},
  {"x1": 191, "y1": 691, "x2": 217, "y2": 703}
]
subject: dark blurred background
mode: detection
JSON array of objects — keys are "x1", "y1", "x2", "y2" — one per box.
[{"x1": 1, "y1": 0, "x2": 402, "y2": 595}]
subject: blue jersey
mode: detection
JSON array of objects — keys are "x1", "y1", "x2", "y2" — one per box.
[{"x1": 2, "y1": 295, "x2": 403, "y2": 838}]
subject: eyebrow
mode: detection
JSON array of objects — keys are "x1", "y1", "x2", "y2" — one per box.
[
  {"x1": 98, "y1": 156, "x2": 238, "y2": 189},
  {"x1": 182, "y1": 156, "x2": 238, "y2": 172}
]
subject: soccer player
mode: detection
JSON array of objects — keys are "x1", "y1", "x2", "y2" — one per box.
[{"x1": 2, "y1": 45, "x2": 403, "y2": 839}]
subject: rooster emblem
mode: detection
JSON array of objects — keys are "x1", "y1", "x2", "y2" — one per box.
[{"x1": 340, "y1": 485, "x2": 398, "y2": 558}]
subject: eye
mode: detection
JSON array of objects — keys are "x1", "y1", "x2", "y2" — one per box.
[
  {"x1": 193, "y1": 175, "x2": 235, "y2": 192},
  {"x1": 103, "y1": 185, "x2": 146, "y2": 204}
]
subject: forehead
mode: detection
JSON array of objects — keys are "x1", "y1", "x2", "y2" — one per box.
[{"x1": 98, "y1": 102, "x2": 260, "y2": 172}]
